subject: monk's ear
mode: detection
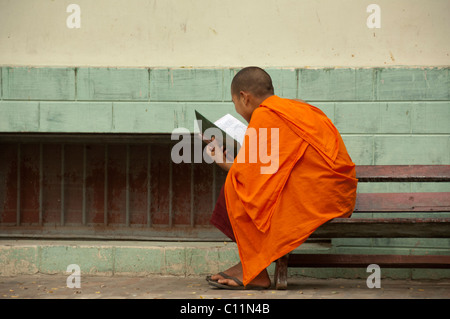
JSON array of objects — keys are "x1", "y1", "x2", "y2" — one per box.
[{"x1": 240, "y1": 91, "x2": 251, "y2": 106}]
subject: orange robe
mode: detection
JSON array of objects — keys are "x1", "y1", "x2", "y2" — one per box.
[{"x1": 224, "y1": 95, "x2": 358, "y2": 285}]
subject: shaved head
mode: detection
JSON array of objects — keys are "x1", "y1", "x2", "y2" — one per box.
[{"x1": 231, "y1": 67, "x2": 274, "y2": 98}]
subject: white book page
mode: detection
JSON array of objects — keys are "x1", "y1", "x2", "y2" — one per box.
[{"x1": 214, "y1": 114, "x2": 247, "y2": 146}]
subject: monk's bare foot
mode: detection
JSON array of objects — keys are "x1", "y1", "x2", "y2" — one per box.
[
  {"x1": 210, "y1": 262, "x2": 242, "y2": 281},
  {"x1": 211, "y1": 262, "x2": 271, "y2": 288}
]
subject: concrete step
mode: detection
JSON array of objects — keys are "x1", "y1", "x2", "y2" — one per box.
[
  {"x1": 0, "y1": 239, "x2": 331, "y2": 277},
  {"x1": 2, "y1": 240, "x2": 449, "y2": 280}
]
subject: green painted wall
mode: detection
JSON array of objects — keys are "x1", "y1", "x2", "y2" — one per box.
[
  {"x1": 0, "y1": 66, "x2": 449, "y2": 279},
  {"x1": 1, "y1": 66, "x2": 449, "y2": 165}
]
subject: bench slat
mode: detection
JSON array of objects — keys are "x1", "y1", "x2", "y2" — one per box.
[
  {"x1": 354, "y1": 192, "x2": 450, "y2": 212},
  {"x1": 287, "y1": 254, "x2": 450, "y2": 269},
  {"x1": 356, "y1": 165, "x2": 450, "y2": 182},
  {"x1": 311, "y1": 218, "x2": 450, "y2": 238}
]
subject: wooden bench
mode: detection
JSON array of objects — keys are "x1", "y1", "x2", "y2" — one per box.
[{"x1": 274, "y1": 165, "x2": 450, "y2": 290}]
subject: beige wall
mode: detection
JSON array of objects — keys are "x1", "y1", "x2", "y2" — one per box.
[{"x1": 0, "y1": 0, "x2": 449, "y2": 67}]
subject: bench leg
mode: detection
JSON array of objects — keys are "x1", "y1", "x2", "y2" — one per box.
[{"x1": 274, "y1": 254, "x2": 289, "y2": 290}]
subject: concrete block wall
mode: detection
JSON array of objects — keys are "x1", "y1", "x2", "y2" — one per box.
[
  {"x1": 0, "y1": 240, "x2": 240, "y2": 277},
  {"x1": 1, "y1": 66, "x2": 449, "y2": 279},
  {"x1": 1, "y1": 66, "x2": 449, "y2": 167}
]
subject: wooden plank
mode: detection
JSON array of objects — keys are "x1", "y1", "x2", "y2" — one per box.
[
  {"x1": 354, "y1": 192, "x2": 450, "y2": 212},
  {"x1": 311, "y1": 218, "x2": 450, "y2": 238},
  {"x1": 356, "y1": 165, "x2": 450, "y2": 182},
  {"x1": 42, "y1": 144, "x2": 62, "y2": 225},
  {"x1": 128, "y1": 145, "x2": 149, "y2": 225},
  {"x1": 288, "y1": 254, "x2": 450, "y2": 269},
  {"x1": 0, "y1": 143, "x2": 18, "y2": 224},
  {"x1": 20, "y1": 144, "x2": 40, "y2": 224}
]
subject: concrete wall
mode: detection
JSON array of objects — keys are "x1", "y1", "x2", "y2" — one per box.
[
  {"x1": 0, "y1": 0, "x2": 449, "y2": 67},
  {"x1": 1, "y1": 67, "x2": 449, "y2": 169}
]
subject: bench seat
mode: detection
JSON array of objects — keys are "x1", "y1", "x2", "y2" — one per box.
[{"x1": 274, "y1": 165, "x2": 450, "y2": 289}]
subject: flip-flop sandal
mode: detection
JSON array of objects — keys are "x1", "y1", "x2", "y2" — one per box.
[
  {"x1": 205, "y1": 272, "x2": 231, "y2": 283},
  {"x1": 207, "y1": 274, "x2": 270, "y2": 290}
]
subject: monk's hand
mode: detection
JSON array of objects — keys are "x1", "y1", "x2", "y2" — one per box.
[
  {"x1": 197, "y1": 133, "x2": 212, "y2": 145},
  {"x1": 205, "y1": 136, "x2": 227, "y2": 163},
  {"x1": 197, "y1": 133, "x2": 222, "y2": 161},
  {"x1": 197, "y1": 134, "x2": 232, "y2": 171}
]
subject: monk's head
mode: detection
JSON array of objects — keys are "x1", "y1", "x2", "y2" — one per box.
[{"x1": 231, "y1": 67, "x2": 274, "y2": 123}]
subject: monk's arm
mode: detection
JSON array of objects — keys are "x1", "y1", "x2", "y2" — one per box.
[{"x1": 215, "y1": 160, "x2": 232, "y2": 171}]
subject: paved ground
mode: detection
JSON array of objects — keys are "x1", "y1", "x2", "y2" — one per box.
[{"x1": 1, "y1": 274, "x2": 449, "y2": 299}]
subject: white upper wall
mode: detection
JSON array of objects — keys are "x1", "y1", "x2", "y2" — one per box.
[{"x1": 0, "y1": 0, "x2": 449, "y2": 67}]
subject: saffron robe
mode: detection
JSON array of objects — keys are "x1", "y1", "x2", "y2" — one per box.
[{"x1": 223, "y1": 95, "x2": 358, "y2": 285}]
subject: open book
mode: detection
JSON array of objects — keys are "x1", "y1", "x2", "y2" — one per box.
[{"x1": 195, "y1": 110, "x2": 247, "y2": 158}]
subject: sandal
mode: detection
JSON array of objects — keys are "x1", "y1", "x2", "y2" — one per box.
[
  {"x1": 205, "y1": 272, "x2": 231, "y2": 283},
  {"x1": 206, "y1": 273, "x2": 270, "y2": 290}
]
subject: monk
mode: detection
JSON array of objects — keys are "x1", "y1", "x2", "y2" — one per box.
[{"x1": 204, "y1": 67, "x2": 358, "y2": 289}]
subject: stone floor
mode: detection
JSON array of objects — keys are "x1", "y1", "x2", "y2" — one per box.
[{"x1": 1, "y1": 273, "x2": 449, "y2": 299}]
